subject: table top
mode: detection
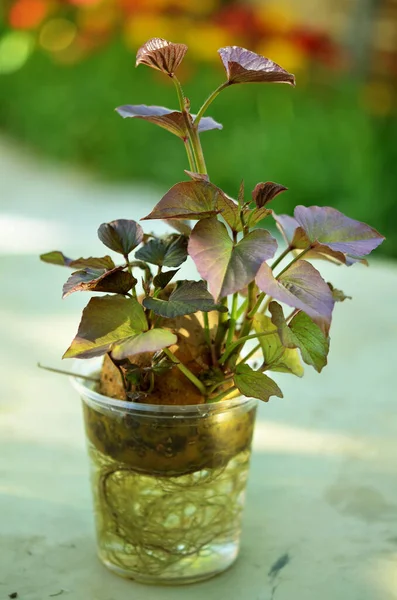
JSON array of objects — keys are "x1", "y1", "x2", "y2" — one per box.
[{"x1": 1, "y1": 140, "x2": 397, "y2": 600}]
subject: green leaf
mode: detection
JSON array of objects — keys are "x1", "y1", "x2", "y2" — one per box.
[
  {"x1": 246, "y1": 206, "x2": 272, "y2": 228},
  {"x1": 40, "y1": 251, "x2": 72, "y2": 266},
  {"x1": 69, "y1": 256, "x2": 115, "y2": 270},
  {"x1": 269, "y1": 302, "x2": 329, "y2": 373},
  {"x1": 189, "y1": 217, "x2": 277, "y2": 300},
  {"x1": 142, "y1": 181, "x2": 223, "y2": 221},
  {"x1": 98, "y1": 219, "x2": 143, "y2": 256},
  {"x1": 216, "y1": 193, "x2": 242, "y2": 232},
  {"x1": 153, "y1": 269, "x2": 179, "y2": 289},
  {"x1": 234, "y1": 364, "x2": 283, "y2": 402},
  {"x1": 253, "y1": 313, "x2": 303, "y2": 377},
  {"x1": 62, "y1": 267, "x2": 136, "y2": 298},
  {"x1": 328, "y1": 283, "x2": 352, "y2": 302},
  {"x1": 111, "y1": 329, "x2": 177, "y2": 360},
  {"x1": 40, "y1": 252, "x2": 116, "y2": 270},
  {"x1": 135, "y1": 235, "x2": 188, "y2": 267},
  {"x1": 63, "y1": 295, "x2": 147, "y2": 359},
  {"x1": 143, "y1": 280, "x2": 228, "y2": 318}
]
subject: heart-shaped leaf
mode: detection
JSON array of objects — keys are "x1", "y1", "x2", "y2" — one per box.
[
  {"x1": 136, "y1": 37, "x2": 188, "y2": 75},
  {"x1": 253, "y1": 313, "x2": 304, "y2": 377},
  {"x1": 189, "y1": 217, "x2": 277, "y2": 300},
  {"x1": 98, "y1": 219, "x2": 143, "y2": 256},
  {"x1": 142, "y1": 181, "x2": 224, "y2": 221},
  {"x1": 62, "y1": 267, "x2": 135, "y2": 298},
  {"x1": 273, "y1": 212, "x2": 356, "y2": 265},
  {"x1": 116, "y1": 105, "x2": 222, "y2": 139},
  {"x1": 153, "y1": 268, "x2": 180, "y2": 289},
  {"x1": 256, "y1": 259, "x2": 334, "y2": 323},
  {"x1": 63, "y1": 295, "x2": 148, "y2": 359},
  {"x1": 40, "y1": 251, "x2": 73, "y2": 266},
  {"x1": 294, "y1": 205, "x2": 385, "y2": 256},
  {"x1": 234, "y1": 364, "x2": 283, "y2": 402},
  {"x1": 252, "y1": 182, "x2": 288, "y2": 208},
  {"x1": 111, "y1": 329, "x2": 177, "y2": 360},
  {"x1": 143, "y1": 280, "x2": 228, "y2": 318},
  {"x1": 269, "y1": 301, "x2": 329, "y2": 373},
  {"x1": 135, "y1": 235, "x2": 188, "y2": 267},
  {"x1": 218, "y1": 46, "x2": 295, "y2": 86}
]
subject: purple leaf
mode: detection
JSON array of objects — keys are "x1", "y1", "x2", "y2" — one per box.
[
  {"x1": 252, "y1": 182, "x2": 288, "y2": 208},
  {"x1": 135, "y1": 37, "x2": 188, "y2": 75},
  {"x1": 294, "y1": 205, "x2": 385, "y2": 257},
  {"x1": 116, "y1": 105, "x2": 222, "y2": 138},
  {"x1": 196, "y1": 115, "x2": 223, "y2": 132},
  {"x1": 142, "y1": 180, "x2": 224, "y2": 221},
  {"x1": 98, "y1": 219, "x2": 143, "y2": 256},
  {"x1": 273, "y1": 211, "x2": 369, "y2": 266},
  {"x1": 218, "y1": 46, "x2": 295, "y2": 86},
  {"x1": 189, "y1": 217, "x2": 277, "y2": 300},
  {"x1": 63, "y1": 295, "x2": 147, "y2": 359},
  {"x1": 62, "y1": 267, "x2": 135, "y2": 298},
  {"x1": 256, "y1": 259, "x2": 334, "y2": 323},
  {"x1": 116, "y1": 105, "x2": 188, "y2": 138},
  {"x1": 111, "y1": 329, "x2": 177, "y2": 360}
]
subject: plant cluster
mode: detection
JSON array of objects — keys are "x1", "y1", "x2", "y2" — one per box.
[{"x1": 41, "y1": 38, "x2": 384, "y2": 405}]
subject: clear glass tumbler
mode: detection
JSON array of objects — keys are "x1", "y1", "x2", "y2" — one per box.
[{"x1": 72, "y1": 359, "x2": 257, "y2": 585}]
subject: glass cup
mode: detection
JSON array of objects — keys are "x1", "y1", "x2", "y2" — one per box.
[{"x1": 72, "y1": 358, "x2": 257, "y2": 585}]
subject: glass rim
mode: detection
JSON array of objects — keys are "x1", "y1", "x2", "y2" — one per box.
[{"x1": 70, "y1": 358, "x2": 257, "y2": 416}]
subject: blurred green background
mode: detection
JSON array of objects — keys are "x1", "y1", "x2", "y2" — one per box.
[{"x1": 1, "y1": 0, "x2": 396, "y2": 255}]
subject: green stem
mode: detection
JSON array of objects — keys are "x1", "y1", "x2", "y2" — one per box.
[
  {"x1": 225, "y1": 293, "x2": 238, "y2": 347},
  {"x1": 203, "y1": 312, "x2": 211, "y2": 347},
  {"x1": 184, "y1": 138, "x2": 197, "y2": 172},
  {"x1": 236, "y1": 298, "x2": 248, "y2": 320},
  {"x1": 189, "y1": 126, "x2": 207, "y2": 173},
  {"x1": 123, "y1": 254, "x2": 137, "y2": 298},
  {"x1": 162, "y1": 348, "x2": 207, "y2": 396},
  {"x1": 270, "y1": 245, "x2": 292, "y2": 271},
  {"x1": 206, "y1": 374, "x2": 234, "y2": 396},
  {"x1": 247, "y1": 292, "x2": 265, "y2": 319},
  {"x1": 275, "y1": 245, "x2": 312, "y2": 278},
  {"x1": 208, "y1": 386, "x2": 240, "y2": 404},
  {"x1": 219, "y1": 331, "x2": 275, "y2": 366},
  {"x1": 194, "y1": 81, "x2": 230, "y2": 126}
]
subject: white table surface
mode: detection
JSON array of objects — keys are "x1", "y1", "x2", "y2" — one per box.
[{"x1": 1, "y1": 140, "x2": 397, "y2": 600}]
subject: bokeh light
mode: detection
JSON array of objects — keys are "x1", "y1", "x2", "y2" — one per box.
[
  {"x1": 0, "y1": 31, "x2": 34, "y2": 74},
  {"x1": 39, "y1": 19, "x2": 77, "y2": 53}
]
